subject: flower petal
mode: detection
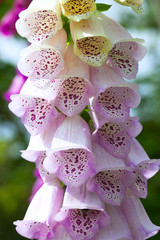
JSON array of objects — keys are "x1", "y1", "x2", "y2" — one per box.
[
  {"x1": 14, "y1": 181, "x2": 64, "y2": 240},
  {"x1": 121, "y1": 190, "x2": 160, "y2": 240},
  {"x1": 94, "y1": 205, "x2": 132, "y2": 240},
  {"x1": 60, "y1": 0, "x2": 96, "y2": 22},
  {"x1": 93, "y1": 117, "x2": 142, "y2": 158},
  {"x1": 18, "y1": 29, "x2": 67, "y2": 84},
  {"x1": 16, "y1": 0, "x2": 62, "y2": 43},
  {"x1": 70, "y1": 13, "x2": 111, "y2": 67},
  {"x1": 108, "y1": 40, "x2": 146, "y2": 79}
]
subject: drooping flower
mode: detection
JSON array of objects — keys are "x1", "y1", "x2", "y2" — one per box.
[
  {"x1": 14, "y1": 180, "x2": 64, "y2": 240},
  {"x1": 89, "y1": 64, "x2": 140, "y2": 123},
  {"x1": 16, "y1": 0, "x2": 62, "y2": 44},
  {"x1": 87, "y1": 142, "x2": 135, "y2": 206},
  {"x1": 113, "y1": 0, "x2": 144, "y2": 14},
  {"x1": 43, "y1": 115, "x2": 96, "y2": 187},
  {"x1": 70, "y1": 12, "x2": 112, "y2": 67},
  {"x1": 17, "y1": 29, "x2": 67, "y2": 85},
  {"x1": 55, "y1": 185, "x2": 110, "y2": 240},
  {"x1": 59, "y1": 0, "x2": 96, "y2": 22},
  {"x1": 96, "y1": 11, "x2": 146, "y2": 79},
  {"x1": 92, "y1": 117, "x2": 142, "y2": 158},
  {"x1": 95, "y1": 204, "x2": 133, "y2": 240},
  {"x1": 8, "y1": 80, "x2": 58, "y2": 135},
  {"x1": 42, "y1": 44, "x2": 94, "y2": 116},
  {"x1": 125, "y1": 139, "x2": 160, "y2": 198},
  {"x1": 120, "y1": 190, "x2": 160, "y2": 240}
]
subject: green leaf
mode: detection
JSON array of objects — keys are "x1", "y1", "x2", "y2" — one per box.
[{"x1": 96, "y1": 3, "x2": 112, "y2": 12}]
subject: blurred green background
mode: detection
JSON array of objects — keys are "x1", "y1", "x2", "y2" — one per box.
[{"x1": 0, "y1": 0, "x2": 160, "y2": 239}]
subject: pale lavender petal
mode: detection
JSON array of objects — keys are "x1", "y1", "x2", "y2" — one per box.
[
  {"x1": 89, "y1": 169, "x2": 133, "y2": 206},
  {"x1": 16, "y1": 0, "x2": 62, "y2": 44},
  {"x1": 93, "y1": 117, "x2": 142, "y2": 158},
  {"x1": 46, "y1": 77, "x2": 92, "y2": 116},
  {"x1": 22, "y1": 98, "x2": 57, "y2": 135},
  {"x1": 14, "y1": 181, "x2": 64, "y2": 240},
  {"x1": 47, "y1": 115, "x2": 92, "y2": 152},
  {"x1": 108, "y1": 40, "x2": 146, "y2": 79},
  {"x1": 18, "y1": 29, "x2": 67, "y2": 84},
  {"x1": 64, "y1": 209, "x2": 107, "y2": 240},
  {"x1": 95, "y1": 205, "x2": 133, "y2": 240},
  {"x1": 43, "y1": 116, "x2": 95, "y2": 186},
  {"x1": 130, "y1": 159, "x2": 160, "y2": 198},
  {"x1": 90, "y1": 65, "x2": 140, "y2": 123},
  {"x1": 44, "y1": 148, "x2": 95, "y2": 187},
  {"x1": 9, "y1": 94, "x2": 36, "y2": 117},
  {"x1": 9, "y1": 95, "x2": 58, "y2": 135},
  {"x1": 92, "y1": 142, "x2": 127, "y2": 172},
  {"x1": 36, "y1": 151, "x2": 56, "y2": 182},
  {"x1": 126, "y1": 138, "x2": 150, "y2": 167},
  {"x1": 121, "y1": 190, "x2": 160, "y2": 240},
  {"x1": 97, "y1": 11, "x2": 132, "y2": 44},
  {"x1": 21, "y1": 113, "x2": 65, "y2": 162},
  {"x1": 62, "y1": 185, "x2": 107, "y2": 211},
  {"x1": 129, "y1": 171, "x2": 147, "y2": 198},
  {"x1": 55, "y1": 186, "x2": 110, "y2": 240}
]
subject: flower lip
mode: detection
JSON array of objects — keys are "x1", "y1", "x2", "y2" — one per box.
[{"x1": 60, "y1": 0, "x2": 96, "y2": 22}]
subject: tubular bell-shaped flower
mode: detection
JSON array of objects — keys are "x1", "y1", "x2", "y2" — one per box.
[
  {"x1": 21, "y1": 113, "x2": 65, "y2": 182},
  {"x1": 120, "y1": 190, "x2": 160, "y2": 240},
  {"x1": 8, "y1": 79, "x2": 58, "y2": 135},
  {"x1": 42, "y1": 44, "x2": 94, "y2": 116},
  {"x1": 55, "y1": 185, "x2": 110, "y2": 240},
  {"x1": 87, "y1": 142, "x2": 135, "y2": 206},
  {"x1": 92, "y1": 117, "x2": 142, "y2": 158},
  {"x1": 129, "y1": 159, "x2": 160, "y2": 198},
  {"x1": 21, "y1": 112, "x2": 66, "y2": 162},
  {"x1": 17, "y1": 29, "x2": 67, "y2": 86},
  {"x1": 16, "y1": 0, "x2": 62, "y2": 44},
  {"x1": 113, "y1": 0, "x2": 144, "y2": 14},
  {"x1": 95, "y1": 205, "x2": 133, "y2": 240},
  {"x1": 70, "y1": 12, "x2": 112, "y2": 67},
  {"x1": 89, "y1": 64, "x2": 140, "y2": 123},
  {"x1": 125, "y1": 140, "x2": 160, "y2": 198},
  {"x1": 59, "y1": 0, "x2": 96, "y2": 22},
  {"x1": 14, "y1": 180, "x2": 64, "y2": 240},
  {"x1": 43, "y1": 115, "x2": 96, "y2": 187},
  {"x1": 96, "y1": 11, "x2": 146, "y2": 79}
]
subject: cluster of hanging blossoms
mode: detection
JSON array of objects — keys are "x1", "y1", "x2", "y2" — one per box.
[{"x1": 8, "y1": 0, "x2": 160, "y2": 239}]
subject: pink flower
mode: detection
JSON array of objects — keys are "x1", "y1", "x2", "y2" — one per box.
[
  {"x1": 54, "y1": 185, "x2": 110, "y2": 240},
  {"x1": 17, "y1": 29, "x2": 67, "y2": 85},
  {"x1": 89, "y1": 65, "x2": 140, "y2": 123},
  {"x1": 120, "y1": 190, "x2": 160, "y2": 239},
  {"x1": 43, "y1": 115, "x2": 96, "y2": 187},
  {"x1": 16, "y1": 0, "x2": 62, "y2": 44},
  {"x1": 95, "y1": 204, "x2": 132, "y2": 239},
  {"x1": 92, "y1": 117, "x2": 142, "y2": 158},
  {"x1": 42, "y1": 44, "x2": 94, "y2": 116},
  {"x1": 87, "y1": 142, "x2": 135, "y2": 206},
  {"x1": 14, "y1": 180, "x2": 64, "y2": 240}
]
